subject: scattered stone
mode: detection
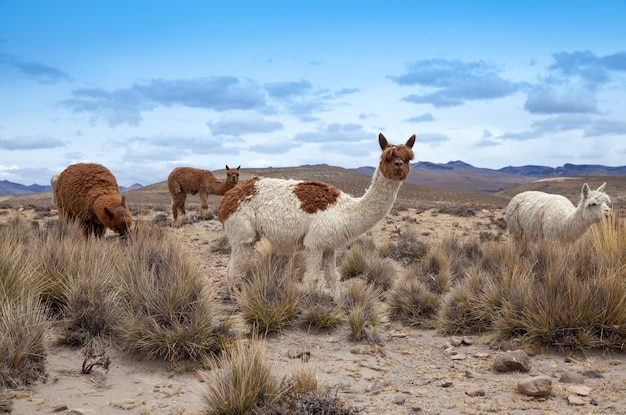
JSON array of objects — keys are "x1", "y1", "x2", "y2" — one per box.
[
  {"x1": 568, "y1": 394, "x2": 587, "y2": 406},
  {"x1": 462, "y1": 336, "x2": 474, "y2": 345},
  {"x1": 37, "y1": 395, "x2": 68, "y2": 413},
  {"x1": 489, "y1": 340, "x2": 515, "y2": 351},
  {"x1": 450, "y1": 336, "x2": 463, "y2": 347},
  {"x1": 559, "y1": 372, "x2": 585, "y2": 384},
  {"x1": 568, "y1": 384, "x2": 592, "y2": 396},
  {"x1": 451, "y1": 353, "x2": 467, "y2": 360},
  {"x1": 465, "y1": 387, "x2": 485, "y2": 397},
  {"x1": 493, "y1": 350, "x2": 531, "y2": 372},
  {"x1": 582, "y1": 370, "x2": 604, "y2": 379},
  {"x1": 287, "y1": 348, "x2": 311, "y2": 362},
  {"x1": 474, "y1": 352, "x2": 490, "y2": 359},
  {"x1": 411, "y1": 406, "x2": 423, "y2": 412},
  {"x1": 464, "y1": 370, "x2": 475, "y2": 379},
  {"x1": 440, "y1": 380, "x2": 453, "y2": 387},
  {"x1": 443, "y1": 346, "x2": 456, "y2": 356},
  {"x1": 393, "y1": 395, "x2": 406, "y2": 405},
  {"x1": 67, "y1": 411, "x2": 85, "y2": 415},
  {"x1": 517, "y1": 375, "x2": 552, "y2": 397}
]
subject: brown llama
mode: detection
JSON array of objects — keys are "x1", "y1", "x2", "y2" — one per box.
[
  {"x1": 167, "y1": 165, "x2": 240, "y2": 220},
  {"x1": 52, "y1": 163, "x2": 133, "y2": 237}
]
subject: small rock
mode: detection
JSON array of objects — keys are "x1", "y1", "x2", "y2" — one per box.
[
  {"x1": 582, "y1": 370, "x2": 604, "y2": 379},
  {"x1": 568, "y1": 394, "x2": 587, "y2": 405},
  {"x1": 37, "y1": 395, "x2": 68, "y2": 413},
  {"x1": 393, "y1": 395, "x2": 406, "y2": 405},
  {"x1": 474, "y1": 352, "x2": 490, "y2": 359},
  {"x1": 568, "y1": 384, "x2": 592, "y2": 396},
  {"x1": 443, "y1": 346, "x2": 456, "y2": 356},
  {"x1": 287, "y1": 349, "x2": 311, "y2": 362},
  {"x1": 450, "y1": 336, "x2": 463, "y2": 347},
  {"x1": 440, "y1": 380, "x2": 453, "y2": 387},
  {"x1": 494, "y1": 350, "x2": 531, "y2": 372},
  {"x1": 517, "y1": 375, "x2": 552, "y2": 397},
  {"x1": 411, "y1": 406, "x2": 423, "y2": 412},
  {"x1": 489, "y1": 340, "x2": 515, "y2": 351},
  {"x1": 451, "y1": 353, "x2": 467, "y2": 360},
  {"x1": 193, "y1": 370, "x2": 208, "y2": 382},
  {"x1": 462, "y1": 336, "x2": 474, "y2": 345},
  {"x1": 465, "y1": 387, "x2": 485, "y2": 397},
  {"x1": 559, "y1": 372, "x2": 585, "y2": 384}
]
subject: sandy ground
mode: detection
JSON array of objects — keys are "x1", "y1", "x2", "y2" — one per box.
[{"x1": 3, "y1": 204, "x2": 626, "y2": 415}]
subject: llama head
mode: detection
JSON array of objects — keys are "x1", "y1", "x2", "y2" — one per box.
[
  {"x1": 225, "y1": 165, "x2": 241, "y2": 186},
  {"x1": 104, "y1": 196, "x2": 133, "y2": 236},
  {"x1": 378, "y1": 133, "x2": 416, "y2": 181},
  {"x1": 580, "y1": 182, "x2": 612, "y2": 222}
]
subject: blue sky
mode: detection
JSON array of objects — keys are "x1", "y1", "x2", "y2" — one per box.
[{"x1": 1, "y1": 1, "x2": 625, "y2": 187}]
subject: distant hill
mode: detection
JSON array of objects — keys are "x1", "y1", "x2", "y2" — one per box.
[
  {"x1": 0, "y1": 180, "x2": 50, "y2": 195},
  {"x1": 0, "y1": 180, "x2": 142, "y2": 195},
  {"x1": 2, "y1": 161, "x2": 626, "y2": 196}
]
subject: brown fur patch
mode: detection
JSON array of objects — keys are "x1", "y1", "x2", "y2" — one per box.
[
  {"x1": 293, "y1": 181, "x2": 341, "y2": 213},
  {"x1": 218, "y1": 176, "x2": 260, "y2": 223}
]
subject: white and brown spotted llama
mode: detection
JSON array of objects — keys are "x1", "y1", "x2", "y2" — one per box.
[
  {"x1": 167, "y1": 165, "x2": 240, "y2": 221},
  {"x1": 218, "y1": 133, "x2": 415, "y2": 294}
]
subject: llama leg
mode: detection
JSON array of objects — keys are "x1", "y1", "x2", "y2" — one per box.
[
  {"x1": 199, "y1": 192, "x2": 210, "y2": 219},
  {"x1": 322, "y1": 249, "x2": 340, "y2": 293},
  {"x1": 227, "y1": 243, "x2": 255, "y2": 292},
  {"x1": 303, "y1": 249, "x2": 325, "y2": 291}
]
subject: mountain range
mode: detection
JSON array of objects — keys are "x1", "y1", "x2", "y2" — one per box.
[{"x1": 2, "y1": 162, "x2": 626, "y2": 196}]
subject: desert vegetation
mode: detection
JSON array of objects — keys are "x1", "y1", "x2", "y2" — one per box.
[{"x1": 1, "y1": 191, "x2": 625, "y2": 413}]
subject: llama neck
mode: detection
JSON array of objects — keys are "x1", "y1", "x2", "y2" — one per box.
[
  {"x1": 213, "y1": 179, "x2": 236, "y2": 196},
  {"x1": 562, "y1": 203, "x2": 593, "y2": 240},
  {"x1": 342, "y1": 167, "x2": 403, "y2": 235}
]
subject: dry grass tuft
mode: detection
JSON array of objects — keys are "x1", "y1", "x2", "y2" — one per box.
[
  {"x1": 298, "y1": 290, "x2": 343, "y2": 330},
  {"x1": 387, "y1": 274, "x2": 440, "y2": 329},
  {"x1": 238, "y1": 249, "x2": 302, "y2": 335},
  {"x1": 116, "y1": 221, "x2": 231, "y2": 361},
  {"x1": 201, "y1": 342, "x2": 284, "y2": 415},
  {"x1": 340, "y1": 280, "x2": 382, "y2": 342}
]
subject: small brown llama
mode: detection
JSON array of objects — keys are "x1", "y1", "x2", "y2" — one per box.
[
  {"x1": 167, "y1": 165, "x2": 240, "y2": 220},
  {"x1": 52, "y1": 163, "x2": 133, "y2": 237}
]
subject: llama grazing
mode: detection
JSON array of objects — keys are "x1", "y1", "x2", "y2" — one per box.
[
  {"x1": 505, "y1": 183, "x2": 612, "y2": 242},
  {"x1": 52, "y1": 163, "x2": 133, "y2": 237},
  {"x1": 218, "y1": 133, "x2": 416, "y2": 293},
  {"x1": 167, "y1": 165, "x2": 240, "y2": 221}
]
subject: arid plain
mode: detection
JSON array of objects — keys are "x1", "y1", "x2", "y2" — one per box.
[{"x1": 2, "y1": 166, "x2": 626, "y2": 415}]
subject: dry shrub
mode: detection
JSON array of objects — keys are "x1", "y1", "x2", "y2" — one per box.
[
  {"x1": 238, "y1": 247, "x2": 302, "y2": 335},
  {"x1": 0, "y1": 216, "x2": 49, "y2": 388},
  {"x1": 117, "y1": 221, "x2": 231, "y2": 361},
  {"x1": 387, "y1": 274, "x2": 440, "y2": 328},
  {"x1": 201, "y1": 342, "x2": 284, "y2": 415},
  {"x1": 299, "y1": 290, "x2": 343, "y2": 330},
  {"x1": 340, "y1": 280, "x2": 381, "y2": 342},
  {"x1": 0, "y1": 296, "x2": 49, "y2": 388},
  {"x1": 339, "y1": 245, "x2": 369, "y2": 280}
]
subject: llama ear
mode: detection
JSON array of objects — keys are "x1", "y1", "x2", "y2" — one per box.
[
  {"x1": 226, "y1": 165, "x2": 229, "y2": 170},
  {"x1": 236, "y1": 165, "x2": 240, "y2": 170},
  {"x1": 582, "y1": 183, "x2": 590, "y2": 198},
  {"x1": 104, "y1": 207, "x2": 114, "y2": 219},
  {"x1": 378, "y1": 133, "x2": 389, "y2": 150},
  {"x1": 406, "y1": 134, "x2": 416, "y2": 148},
  {"x1": 596, "y1": 182, "x2": 606, "y2": 192}
]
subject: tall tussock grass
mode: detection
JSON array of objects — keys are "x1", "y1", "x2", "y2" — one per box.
[
  {"x1": 201, "y1": 342, "x2": 284, "y2": 415},
  {"x1": 1, "y1": 216, "x2": 49, "y2": 388},
  {"x1": 237, "y1": 243, "x2": 302, "y2": 335},
  {"x1": 116, "y1": 221, "x2": 233, "y2": 361},
  {"x1": 439, "y1": 212, "x2": 626, "y2": 350}
]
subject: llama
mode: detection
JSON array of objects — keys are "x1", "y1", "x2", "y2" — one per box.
[
  {"x1": 218, "y1": 133, "x2": 415, "y2": 293},
  {"x1": 52, "y1": 163, "x2": 133, "y2": 237},
  {"x1": 167, "y1": 165, "x2": 240, "y2": 221},
  {"x1": 505, "y1": 182, "x2": 612, "y2": 242}
]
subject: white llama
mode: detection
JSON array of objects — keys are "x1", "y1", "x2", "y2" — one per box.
[
  {"x1": 218, "y1": 133, "x2": 416, "y2": 293},
  {"x1": 505, "y1": 182, "x2": 612, "y2": 242}
]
